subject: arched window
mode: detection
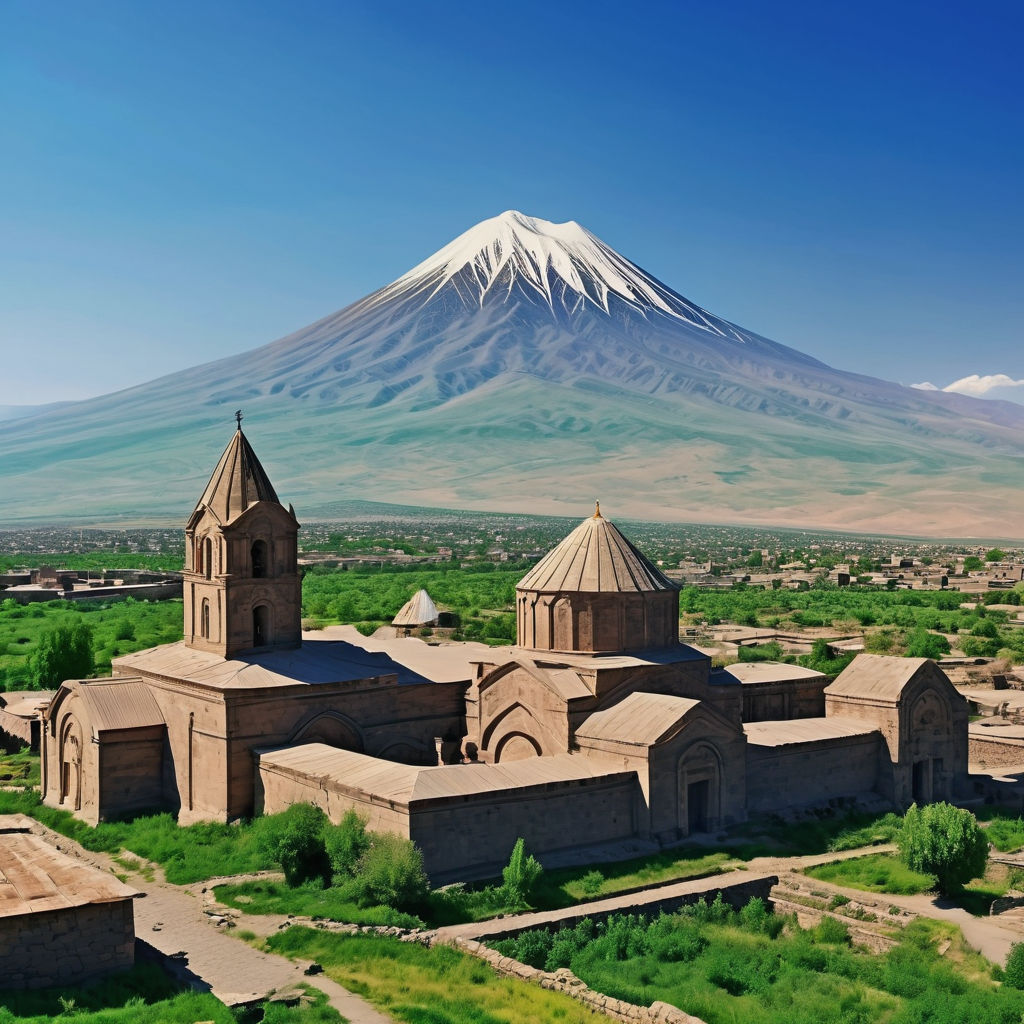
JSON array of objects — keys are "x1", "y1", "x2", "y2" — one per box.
[
  {"x1": 200, "y1": 599, "x2": 210, "y2": 639},
  {"x1": 253, "y1": 605, "x2": 269, "y2": 647},
  {"x1": 202, "y1": 537, "x2": 213, "y2": 579},
  {"x1": 251, "y1": 540, "x2": 268, "y2": 578}
]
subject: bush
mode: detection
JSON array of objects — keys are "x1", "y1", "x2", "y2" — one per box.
[
  {"x1": 325, "y1": 809, "x2": 370, "y2": 879},
  {"x1": 500, "y1": 837, "x2": 543, "y2": 909},
  {"x1": 257, "y1": 803, "x2": 330, "y2": 886},
  {"x1": 899, "y1": 802, "x2": 988, "y2": 894},
  {"x1": 343, "y1": 832, "x2": 429, "y2": 911},
  {"x1": 1005, "y1": 942, "x2": 1024, "y2": 989}
]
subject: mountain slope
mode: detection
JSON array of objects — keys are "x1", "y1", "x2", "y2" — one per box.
[{"x1": 2, "y1": 211, "x2": 1022, "y2": 536}]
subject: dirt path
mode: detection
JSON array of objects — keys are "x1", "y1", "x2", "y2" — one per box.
[{"x1": 24, "y1": 823, "x2": 393, "y2": 1023}]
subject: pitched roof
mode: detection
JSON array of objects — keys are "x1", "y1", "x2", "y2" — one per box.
[
  {"x1": 743, "y1": 718, "x2": 878, "y2": 747},
  {"x1": 0, "y1": 830, "x2": 138, "y2": 918},
  {"x1": 723, "y1": 663, "x2": 827, "y2": 685},
  {"x1": 575, "y1": 692, "x2": 702, "y2": 746},
  {"x1": 518, "y1": 506, "x2": 677, "y2": 594},
  {"x1": 392, "y1": 589, "x2": 440, "y2": 627},
  {"x1": 824, "y1": 654, "x2": 931, "y2": 702},
  {"x1": 194, "y1": 429, "x2": 282, "y2": 523},
  {"x1": 74, "y1": 677, "x2": 165, "y2": 733}
]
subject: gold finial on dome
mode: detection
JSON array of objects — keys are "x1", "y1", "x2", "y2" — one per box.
[{"x1": 594, "y1": 500, "x2": 601, "y2": 519}]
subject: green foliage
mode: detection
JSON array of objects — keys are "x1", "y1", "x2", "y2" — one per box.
[
  {"x1": 904, "y1": 627, "x2": 951, "y2": 659},
  {"x1": 964, "y1": 556, "x2": 984, "y2": 571},
  {"x1": 324, "y1": 808, "x2": 371, "y2": 878},
  {"x1": 500, "y1": 837, "x2": 544, "y2": 909},
  {"x1": 257, "y1": 803, "x2": 331, "y2": 886},
  {"x1": 494, "y1": 899, "x2": 1024, "y2": 1024},
  {"x1": 899, "y1": 802, "x2": 989, "y2": 894},
  {"x1": 267, "y1": 925, "x2": 598, "y2": 1024},
  {"x1": 28, "y1": 621, "x2": 94, "y2": 687},
  {"x1": 1004, "y1": 942, "x2": 1024, "y2": 989},
  {"x1": 214, "y1": 879, "x2": 423, "y2": 929},
  {"x1": 987, "y1": 549, "x2": 1007, "y2": 563},
  {"x1": 340, "y1": 831, "x2": 429, "y2": 911},
  {"x1": 805, "y1": 852, "x2": 935, "y2": 894},
  {"x1": 737, "y1": 641, "x2": 784, "y2": 662}
]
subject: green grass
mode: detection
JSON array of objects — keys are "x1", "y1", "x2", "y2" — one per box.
[
  {"x1": 0, "y1": 788, "x2": 276, "y2": 884},
  {"x1": 0, "y1": 963, "x2": 230, "y2": 1024},
  {"x1": 804, "y1": 853, "x2": 936, "y2": 894},
  {"x1": 215, "y1": 879, "x2": 424, "y2": 928},
  {"x1": 0, "y1": 968, "x2": 341, "y2": 1024},
  {"x1": 266, "y1": 926, "x2": 604, "y2": 1024},
  {"x1": 976, "y1": 806, "x2": 1024, "y2": 853},
  {"x1": 495, "y1": 904, "x2": 1022, "y2": 1024},
  {"x1": 0, "y1": 748, "x2": 39, "y2": 788}
]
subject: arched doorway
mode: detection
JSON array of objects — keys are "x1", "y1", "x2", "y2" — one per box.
[
  {"x1": 679, "y1": 742, "x2": 722, "y2": 836},
  {"x1": 253, "y1": 605, "x2": 270, "y2": 647},
  {"x1": 59, "y1": 716, "x2": 83, "y2": 811}
]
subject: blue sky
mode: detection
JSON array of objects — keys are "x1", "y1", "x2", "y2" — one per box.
[{"x1": 2, "y1": 0, "x2": 1022, "y2": 405}]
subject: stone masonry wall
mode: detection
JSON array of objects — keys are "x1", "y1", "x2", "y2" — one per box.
[{"x1": 0, "y1": 899, "x2": 135, "y2": 989}]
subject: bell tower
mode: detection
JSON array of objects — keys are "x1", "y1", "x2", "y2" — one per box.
[{"x1": 183, "y1": 413, "x2": 301, "y2": 658}]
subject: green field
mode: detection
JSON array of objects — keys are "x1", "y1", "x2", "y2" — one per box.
[{"x1": 494, "y1": 902, "x2": 1022, "y2": 1024}]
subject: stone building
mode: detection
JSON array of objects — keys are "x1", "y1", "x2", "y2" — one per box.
[
  {"x1": 0, "y1": 816, "x2": 138, "y2": 988},
  {"x1": 42, "y1": 425, "x2": 970, "y2": 879}
]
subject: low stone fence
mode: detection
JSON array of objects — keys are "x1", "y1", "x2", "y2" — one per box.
[{"x1": 452, "y1": 936, "x2": 705, "y2": 1024}]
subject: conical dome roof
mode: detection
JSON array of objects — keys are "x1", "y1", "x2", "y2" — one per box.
[
  {"x1": 518, "y1": 505, "x2": 676, "y2": 594},
  {"x1": 194, "y1": 429, "x2": 282, "y2": 523}
]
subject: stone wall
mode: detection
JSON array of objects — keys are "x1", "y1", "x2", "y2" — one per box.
[
  {"x1": 745, "y1": 732, "x2": 881, "y2": 813},
  {"x1": 969, "y1": 733, "x2": 1024, "y2": 770},
  {"x1": 452, "y1": 937, "x2": 705, "y2": 1024},
  {"x1": 410, "y1": 773, "x2": 640, "y2": 882},
  {"x1": 0, "y1": 899, "x2": 135, "y2": 989}
]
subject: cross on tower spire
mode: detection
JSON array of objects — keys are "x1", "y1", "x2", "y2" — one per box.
[{"x1": 235, "y1": 409, "x2": 243, "y2": 430}]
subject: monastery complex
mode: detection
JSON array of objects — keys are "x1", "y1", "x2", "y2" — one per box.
[{"x1": 40, "y1": 427, "x2": 971, "y2": 880}]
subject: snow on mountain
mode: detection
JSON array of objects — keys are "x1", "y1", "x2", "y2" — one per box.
[{"x1": 368, "y1": 210, "x2": 745, "y2": 337}]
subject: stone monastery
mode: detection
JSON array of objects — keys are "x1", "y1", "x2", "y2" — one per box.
[{"x1": 42, "y1": 426, "x2": 969, "y2": 880}]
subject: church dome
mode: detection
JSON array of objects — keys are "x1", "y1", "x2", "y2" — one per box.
[
  {"x1": 518, "y1": 503, "x2": 675, "y2": 594},
  {"x1": 516, "y1": 505, "x2": 680, "y2": 655},
  {"x1": 194, "y1": 427, "x2": 283, "y2": 524}
]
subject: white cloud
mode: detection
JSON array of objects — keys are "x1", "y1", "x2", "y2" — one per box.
[
  {"x1": 943, "y1": 373, "x2": 1024, "y2": 397},
  {"x1": 910, "y1": 381, "x2": 939, "y2": 390}
]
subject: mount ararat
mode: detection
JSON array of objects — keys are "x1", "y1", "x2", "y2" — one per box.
[{"x1": 4, "y1": 211, "x2": 1023, "y2": 536}]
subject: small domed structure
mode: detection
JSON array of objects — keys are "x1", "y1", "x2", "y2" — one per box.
[{"x1": 516, "y1": 503, "x2": 679, "y2": 653}]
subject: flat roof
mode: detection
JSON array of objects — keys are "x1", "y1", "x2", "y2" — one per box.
[
  {"x1": 114, "y1": 627, "x2": 482, "y2": 691},
  {"x1": 259, "y1": 743, "x2": 632, "y2": 805},
  {"x1": 744, "y1": 718, "x2": 878, "y2": 748},
  {"x1": 723, "y1": 663, "x2": 826, "y2": 685},
  {"x1": 0, "y1": 827, "x2": 137, "y2": 918}
]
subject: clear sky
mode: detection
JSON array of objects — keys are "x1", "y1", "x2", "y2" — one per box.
[{"x1": 3, "y1": 0, "x2": 1022, "y2": 406}]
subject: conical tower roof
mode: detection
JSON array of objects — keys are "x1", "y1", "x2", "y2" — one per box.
[
  {"x1": 194, "y1": 428, "x2": 282, "y2": 523},
  {"x1": 518, "y1": 504, "x2": 677, "y2": 594}
]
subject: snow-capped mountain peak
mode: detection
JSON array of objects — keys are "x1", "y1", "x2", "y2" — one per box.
[{"x1": 368, "y1": 210, "x2": 736, "y2": 336}]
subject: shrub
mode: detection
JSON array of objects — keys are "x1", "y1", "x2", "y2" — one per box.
[
  {"x1": 258, "y1": 803, "x2": 329, "y2": 886},
  {"x1": 814, "y1": 915, "x2": 851, "y2": 945},
  {"x1": 899, "y1": 802, "x2": 988, "y2": 894},
  {"x1": 501, "y1": 837, "x2": 543, "y2": 909},
  {"x1": 1005, "y1": 942, "x2": 1024, "y2": 989},
  {"x1": 344, "y1": 832, "x2": 429, "y2": 911},
  {"x1": 325, "y1": 809, "x2": 370, "y2": 879},
  {"x1": 579, "y1": 869, "x2": 605, "y2": 897}
]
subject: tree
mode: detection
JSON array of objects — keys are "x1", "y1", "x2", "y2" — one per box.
[
  {"x1": 344, "y1": 832, "x2": 428, "y2": 910},
  {"x1": 986, "y1": 548, "x2": 1007, "y2": 563},
  {"x1": 501, "y1": 837, "x2": 544, "y2": 909},
  {"x1": 904, "y1": 627, "x2": 950, "y2": 660},
  {"x1": 898, "y1": 802, "x2": 988, "y2": 894},
  {"x1": 28, "y1": 622, "x2": 94, "y2": 689},
  {"x1": 963, "y1": 556, "x2": 983, "y2": 572}
]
